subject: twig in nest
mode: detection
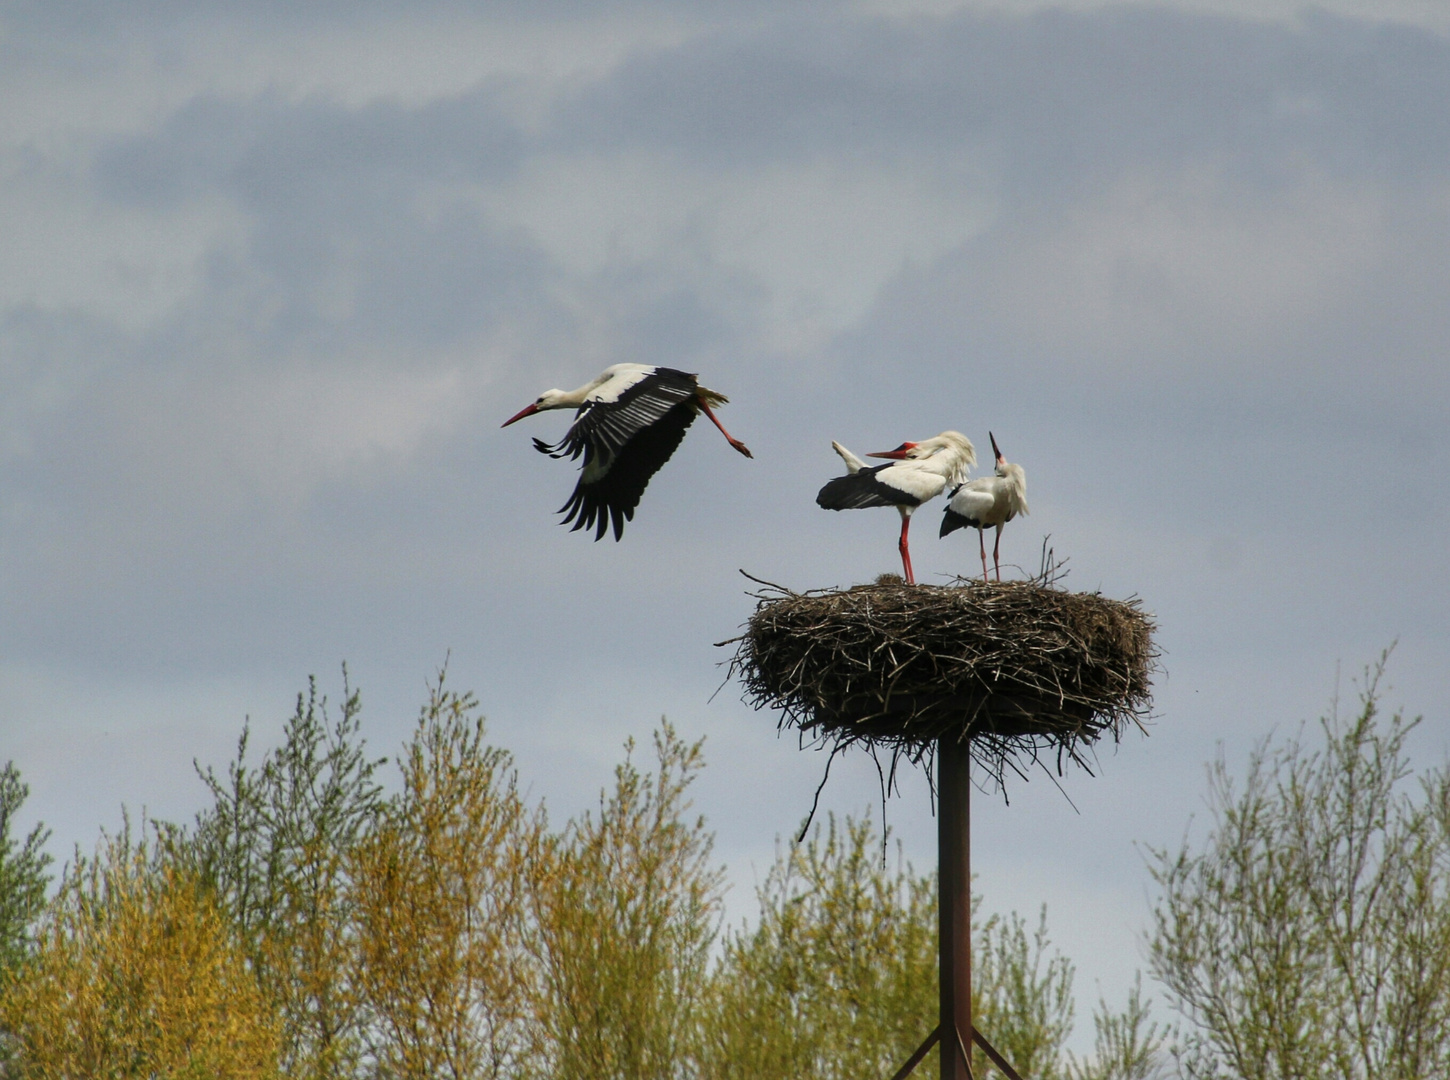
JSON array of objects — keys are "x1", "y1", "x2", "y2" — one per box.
[
  {"x1": 725, "y1": 570, "x2": 1158, "y2": 795},
  {"x1": 797, "y1": 743, "x2": 844, "y2": 843}
]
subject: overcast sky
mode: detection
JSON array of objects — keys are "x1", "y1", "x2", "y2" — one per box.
[{"x1": 4, "y1": 0, "x2": 1449, "y2": 1050}]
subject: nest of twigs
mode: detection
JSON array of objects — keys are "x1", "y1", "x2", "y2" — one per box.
[{"x1": 724, "y1": 568, "x2": 1157, "y2": 787}]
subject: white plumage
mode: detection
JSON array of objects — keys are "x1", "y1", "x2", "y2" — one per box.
[
  {"x1": 940, "y1": 432, "x2": 1028, "y2": 581},
  {"x1": 817, "y1": 431, "x2": 977, "y2": 584},
  {"x1": 502, "y1": 364, "x2": 751, "y2": 540}
]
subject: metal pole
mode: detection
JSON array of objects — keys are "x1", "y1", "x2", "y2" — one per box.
[{"x1": 938, "y1": 735, "x2": 973, "y2": 1080}]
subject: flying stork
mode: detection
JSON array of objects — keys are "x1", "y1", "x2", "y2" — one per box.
[
  {"x1": 816, "y1": 431, "x2": 976, "y2": 585},
  {"x1": 940, "y1": 432, "x2": 1029, "y2": 581},
  {"x1": 502, "y1": 364, "x2": 752, "y2": 541}
]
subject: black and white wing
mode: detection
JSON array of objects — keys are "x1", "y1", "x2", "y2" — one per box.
[
  {"x1": 534, "y1": 367, "x2": 701, "y2": 540},
  {"x1": 816, "y1": 463, "x2": 922, "y2": 511},
  {"x1": 940, "y1": 479, "x2": 997, "y2": 536}
]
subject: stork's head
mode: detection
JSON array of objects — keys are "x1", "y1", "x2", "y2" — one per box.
[
  {"x1": 502, "y1": 389, "x2": 570, "y2": 426},
  {"x1": 868, "y1": 431, "x2": 975, "y2": 462},
  {"x1": 989, "y1": 432, "x2": 1029, "y2": 512},
  {"x1": 870, "y1": 431, "x2": 976, "y2": 485},
  {"x1": 867, "y1": 441, "x2": 918, "y2": 460}
]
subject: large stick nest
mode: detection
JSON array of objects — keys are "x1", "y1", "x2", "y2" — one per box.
[{"x1": 725, "y1": 571, "x2": 1157, "y2": 786}]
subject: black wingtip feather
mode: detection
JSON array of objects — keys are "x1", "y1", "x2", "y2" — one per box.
[
  {"x1": 545, "y1": 396, "x2": 701, "y2": 542},
  {"x1": 817, "y1": 466, "x2": 917, "y2": 511}
]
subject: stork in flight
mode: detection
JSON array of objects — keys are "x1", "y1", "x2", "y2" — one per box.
[
  {"x1": 940, "y1": 432, "x2": 1029, "y2": 581},
  {"x1": 502, "y1": 364, "x2": 752, "y2": 541},
  {"x1": 816, "y1": 431, "x2": 976, "y2": 584}
]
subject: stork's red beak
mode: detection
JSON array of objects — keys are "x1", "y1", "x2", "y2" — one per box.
[
  {"x1": 502, "y1": 403, "x2": 540, "y2": 427},
  {"x1": 990, "y1": 431, "x2": 1004, "y2": 464},
  {"x1": 867, "y1": 441, "x2": 918, "y2": 460}
]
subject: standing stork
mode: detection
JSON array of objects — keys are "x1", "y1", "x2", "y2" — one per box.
[
  {"x1": 940, "y1": 432, "x2": 1029, "y2": 581},
  {"x1": 816, "y1": 431, "x2": 976, "y2": 584},
  {"x1": 502, "y1": 363, "x2": 752, "y2": 541}
]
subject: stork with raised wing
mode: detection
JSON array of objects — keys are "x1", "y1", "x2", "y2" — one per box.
[
  {"x1": 502, "y1": 364, "x2": 752, "y2": 541},
  {"x1": 816, "y1": 431, "x2": 976, "y2": 584},
  {"x1": 940, "y1": 432, "x2": 1029, "y2": 581}
]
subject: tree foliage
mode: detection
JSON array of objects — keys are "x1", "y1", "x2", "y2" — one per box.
[
  {"x1": 702, "y1": 812, "x2": 1084, "y2": 1080},
  {"x1": 0, "y1": 762, "x2": 54, "y2": 1076},
  {"x1": 0, "y1": 763, "x2": 51, "y2": 981},
  {"x1": 703, "y1": 814, "x2": 935, "y2": 1078},
  {"x1": 350, "y1": 682, "x2": 537, "y2": 1080},
  {"x1": 1067, "y1": 974, "x2": 1168, "y2": 1080},
  {"x1": 0, "y1": 824, "x2": 280, "y2": 1079},
  {"x1": 525, "y1": 723, "x2": 723, "y2": 1080},
  {"x1": 0, "y1": 672, "x2": 1170, "y2": 1079},
  {"x1": 1148, "y1": 654, "x2": 1450, "y2": 1080},
  {"x1": 166, "y1": 673, "x2": 387, "y2": 1080}
]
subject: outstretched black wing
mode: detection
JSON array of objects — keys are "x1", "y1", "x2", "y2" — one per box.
[
  {"x1": 816, "y1": 464, "x2": 920, "y2": 511},
  {"x1": 557, "y1": 401, "x2": 698, "y2": 540},
  {"x1": 530, "y1": 368, "x2": 702, "y2": 541},
  {"x1": 532, "y1": 368, "x2": 699, "y2": 466}
]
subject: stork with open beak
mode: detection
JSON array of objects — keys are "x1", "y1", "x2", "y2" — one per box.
[
  {"x1": 940, "y1": 432, "x2": 1029, "y2": 581},
  {"x1": 502, "y1": 363, "x2": 752, "y2": 541},
  {"x1": 816, "y1": 431, "x2": 976, "y2": 584}
]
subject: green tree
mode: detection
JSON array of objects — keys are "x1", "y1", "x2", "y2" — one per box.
[
  {"x1": 1148, "y1": 654, "x2": 1450, "y2": 1080},
  {"x1": 701, "y1": 814, "x2": 939, "y2": 1079},
  {"x1": 975, "y1": 903, "x2": 1077, "y2": 1078},
  {"x1": 702, "y1": 812, "x2": 1085, "y2": 1080},
  {"x1": 525, "y1": 722, "x2": 724, "y2": 1080},
  {"x1": 350, "y1": 684, "x2": 538, "y2": 1080},
  {"x1": 0, "y1": 762, "x2": 54, "y2": 1077},
  {"x1": 0, "y1": 763, "x2": 51, "y2": 981},
  {"x1": 164, "y1": 673, "x2": 386, "y2": 1080},
  {"x1": 0, "y1": 824, "x2": 280, "y2": 1079},
  {"x1": 1067, "y1": 974, "x2": 1168, "y2": 1080},
  {"x1": 0, "y1": 668, "x2": 1169, "y2": 1080}
]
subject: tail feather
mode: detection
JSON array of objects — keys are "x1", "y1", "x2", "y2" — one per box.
[
  {"x1": 830, "y1": 441, "x2": 867, "y2": 474},
  {"x1": 940, "y1": 508, "x2": 971, "y2": 537},
  {"x1": 695, "y1": 385, "x2": 729, "y2": 408}
]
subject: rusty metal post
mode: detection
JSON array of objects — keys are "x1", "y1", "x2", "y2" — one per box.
[{"x1": 939, "y1": 735, "x2": 973, "y2": 1080}]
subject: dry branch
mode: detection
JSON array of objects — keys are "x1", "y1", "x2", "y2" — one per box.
[{"x1": 726, "y1": 573, "x2": 1157, "y2": 788}]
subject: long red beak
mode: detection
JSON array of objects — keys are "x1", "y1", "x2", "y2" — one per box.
[
  {"x1": 867, "y1": 441, "x2": 917, "y2": 460},
  {"x1": 502, "y1": 403, "x2": 540, "y2": 428},
  {"x1": 989, "y1": 431, "x2": 1004, "y2": 464}
]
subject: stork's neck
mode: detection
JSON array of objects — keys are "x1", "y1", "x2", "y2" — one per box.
[
  {"x1": 998, "y1": 463, "x2": 1028, "y2": 513},
  {"x1": 921, "y1": 452, "x2": 972, "y2": 487},
  {"x1": 539, "y1": 381, "x2": 600, "y2": 410}
]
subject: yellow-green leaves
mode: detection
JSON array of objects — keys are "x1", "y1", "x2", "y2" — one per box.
[
  {"x1": 0, "y1": 674, "x2": 1164, "y2": 1080},
  {"x1": 1, "y1": 829, "x2": 281, "y2": 1080},
  {"x1": 703, "y1": 814, "x2": 940, "y2": 1079},
  {"x1": 525, "y1": 724, "x2": 723, "y2": 1080},
  {"x1": 1148, "y1": 653, "x2": 1450, "y2": 1080},
  {"x1": 351, "y1": 686, "x2": 538, "y2": 1080},
  {"x1": 703, "y1": 814, "x2": 1083, "y2": 1080}
]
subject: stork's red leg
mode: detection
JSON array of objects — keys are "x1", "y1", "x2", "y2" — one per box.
[
  {"x1": 993, "y1": 525, "x2": 1003, "y2": 582},
  {"x1": 899, "y1": 512, "x2": 916, "y2": 585},
  {"x1": 978, "y1": 528, "x2": 989, "y2": 582},
  {"x1": 696, "y1": 398, "x2": 753, "y2": 458}
]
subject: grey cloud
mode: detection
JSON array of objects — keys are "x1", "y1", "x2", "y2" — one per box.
[
  {"x1": 555, "y1": 9, "x2": 1450, "y2": 190},
  {"x1": 0, "y1": 0, "x2": 810, "y2": 47},
  {"x1": 97, "y1": 89, "x2": 526, "y2": 210},
  {"x1": 4, "y1": 9, "x2": 1449, "y2": 994},
  {"x1": 86, "y1": 87, "x2": 563, "y2": 355}
]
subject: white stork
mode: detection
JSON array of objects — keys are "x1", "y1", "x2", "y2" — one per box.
[
  {"x1": 940, "y1": 432, "x2": 1029, "y2": 581},
  {"x1": 502, "y1": 363, "x2": 752, "y2": 541},
  {"x1": 816, "y1": 431, "x2": 976, "y2": 584}
]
